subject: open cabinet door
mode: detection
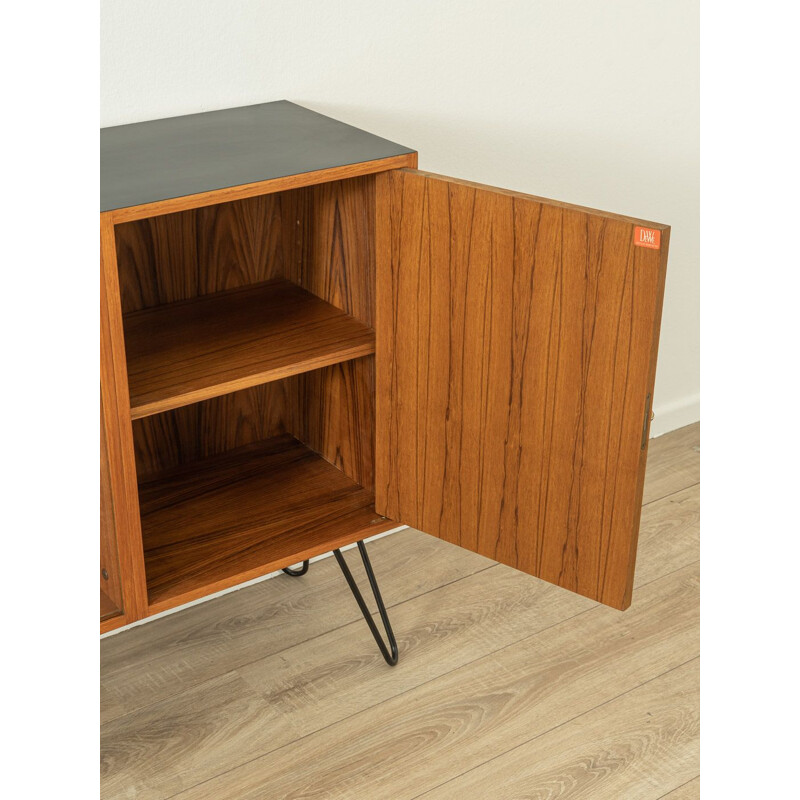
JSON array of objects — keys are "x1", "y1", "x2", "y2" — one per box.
[{"x1": 375, "y1": 169, "x2": 669, "y2": 610}]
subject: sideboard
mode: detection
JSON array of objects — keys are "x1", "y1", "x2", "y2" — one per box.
[{"x1": 100, "y1": 101, "x2": 669, "y2": 664}]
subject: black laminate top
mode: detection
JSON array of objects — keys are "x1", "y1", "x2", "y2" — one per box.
[{"x1": 100, "y1": 101, "x2": 415, "y2": 212}]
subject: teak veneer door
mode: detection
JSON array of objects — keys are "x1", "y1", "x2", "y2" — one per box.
[{"x1": 375, "y1": 169, "x2": 669, "y2": 610}]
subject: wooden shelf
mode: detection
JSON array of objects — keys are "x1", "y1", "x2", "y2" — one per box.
[
  {"x1": 124, "y1": 279, "x2": 375, "y2": 419},
  {"x1": 139, "y1": 434, "x2": 393, "y2": 613}
]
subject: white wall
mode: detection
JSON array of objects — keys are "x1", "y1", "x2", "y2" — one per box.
[{"x1": 101, "y1": 0, "x2": 699, "y2": 436}]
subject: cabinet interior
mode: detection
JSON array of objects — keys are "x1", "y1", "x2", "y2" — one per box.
[{"x1": 113, "y1": 174, "x2": 390, "y2": 612}]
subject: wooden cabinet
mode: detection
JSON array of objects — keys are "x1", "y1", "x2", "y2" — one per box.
[{"x1": 100, "y1": 101, "x2": 668, "y2": 634}]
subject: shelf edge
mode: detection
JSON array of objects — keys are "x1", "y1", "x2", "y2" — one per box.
[
  {"x1": 146, "y1": 516, "x2": 397, "y2": 615},
  {"x1": 129, "y1": 342, "x2": 375, "y2": 420}
]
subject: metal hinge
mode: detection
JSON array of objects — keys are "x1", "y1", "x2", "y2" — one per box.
[{"x1": 641, "y1": 393, "x2": 653, "y2": 450}]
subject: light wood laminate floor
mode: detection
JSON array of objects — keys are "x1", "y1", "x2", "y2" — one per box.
[{"x1": 101, "y1": 422, "x2": 700, "y2": 799}]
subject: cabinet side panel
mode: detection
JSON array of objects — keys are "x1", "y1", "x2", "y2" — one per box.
[
  {"x1": 101, "y1": 213, "x2": 149, "y2": 622},
  {"x1": 289, "y1": 175, "x2": 376, "y2": 326},
  {"x1": 293, "y1": 358, "x2": 375, "y2": 490},
  {"x1": 100, "y1": 399, "x2": 124, "y2": 614},
  {"x1": 376, "y1": 170, "x2": 668, "y2": 610},
  {"x1": 287, "y1": 175, "x2": 377, "y2": 489}
]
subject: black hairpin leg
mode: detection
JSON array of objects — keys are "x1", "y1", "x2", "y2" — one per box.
[
  {"x1": 282, "y1": 560, "x2": 309, "y2": 577},
  {"x1": 334, "y1": 541, "x2": 399, "y2": 666}
]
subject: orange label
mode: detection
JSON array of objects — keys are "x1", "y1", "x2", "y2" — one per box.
[{"x1": 634, "y1": 226, "x2": 661, "y2": 249}]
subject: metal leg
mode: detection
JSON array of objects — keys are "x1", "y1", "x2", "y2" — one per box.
[
  {"x1": 333, "y1": 540, "x2": 399, "y2": 666},
  {"x1": 282, "y1": 560, "x2": 309, "y2": 577}
]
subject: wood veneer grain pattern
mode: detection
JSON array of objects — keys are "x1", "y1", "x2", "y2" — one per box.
[
  {"x1": 131, "y1": 383, "x2": 292, "y2": 480},
  {"x1": 114, "y1": 192, "x2": 301, "y2": 314},
  {"x1": 101, "y1": 213, "x2": 149, "y2": 624},
  {"x1": 294, "y1": 358, "x2": 376, "y2": 490},
  {"x1": 101, "y1": 427, "x2": 697, "y2": 724},
  {"x1": 290, "y1": 174, "x2": 376, "y2": 325},
  {"x1": 100, "y1": 399, "x2": 124, "y2": 612},
  {"x1": 103, "y1": 155, "x2": 407, "y2": 632},
  {"x1": 376, "y1": 169, "x2": 669, "y2": 610},
  {"x1": 282, "y1": 175, "x2": 378, "y2": 489}
]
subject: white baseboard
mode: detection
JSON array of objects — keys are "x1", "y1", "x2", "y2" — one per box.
[
  {"x1": 650, "y1": 393, "x2": 700, "y2": 438},
  {"x1": 100, "y1": 525, "x2": 409, "y2": 638}
]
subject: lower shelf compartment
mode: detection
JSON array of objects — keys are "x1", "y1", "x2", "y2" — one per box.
[{"x1": 139, "y1": 433, "x2": 394, "y2": 613}]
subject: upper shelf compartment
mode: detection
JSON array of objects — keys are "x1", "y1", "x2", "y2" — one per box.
[{"x1": 124, "y1": 279, "x2": 375, "y2": 419}]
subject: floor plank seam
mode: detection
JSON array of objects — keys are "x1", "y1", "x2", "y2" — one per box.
[
  {"x1": 104, "y1": 545, "x2": 698, "y2": 730},
  {"x1": 101, "y1": 562, "x2": 500, "y2": 726},
  {"x1": 656, "y1": 774, "x2": 700, "y2": 799},
  {"x1": 642, "y1": 481, "x2": 699, "y2": 508},
  {"x1": 103, "y1": 557, "x2": 700, "y2": 800},
  {"x1": 154, "y1": 561, "x2": 698, "y2": 800},
  {"x1": 102, "y1": 424, "x2": 700, "y2": 800},
  {"x1": 155, "y1": 603, "x2": 605, "y2": 800},
  {"x1": 408, "y1": 655, "x2": 701, "y2": 800}
]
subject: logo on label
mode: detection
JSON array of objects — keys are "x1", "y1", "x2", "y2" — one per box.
[{"x1": 634, "y1": 226, "x2": 661, "y2": 249}]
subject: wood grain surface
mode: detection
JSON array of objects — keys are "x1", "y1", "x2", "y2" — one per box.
[
  {"x1": 376, "y1": 169, "x2": 670, "y2": 609},
  {"x1": 419, "y1": 659, "x2": 699, "y2": 799},
  {"x1": 293, "y1": 358, "x2": 375, "y2": 488},
  {"x1": 101, "y1": 424, "x2": 699, "y2": 800},
  {"x1": 289, "y1": 174, "x2": 376, "y2": 325},
  {"x1": 100, "y1": 614, "x2": 130, "y2": 636},
  {"x1": 286, "y1": 174, "x2": 378, "y2": 487},
  {"x1": 115, "y1": 175, "x2": 379, "y2": 490},
  {"x1": 139, "y1": 433, "x2": 393, "y2": 613},
  {"x1": 131, "y1": 383, "x2": 291, "y2": 480},
  {"x1": 124, "y1": 279, "x2": 375, "y2": 419},
  {"x1": 114, "y1": 173, "x2": 379, "y2": 323},
  {"x1": 164, "y1": 563, "x2": 697, "y2": 800},
  {"x1": 114, "y1": 192, "x2": 298, "y2": 314},
  {"x1": 100, "y1": 399, "x2": 124, "y2": 615}
]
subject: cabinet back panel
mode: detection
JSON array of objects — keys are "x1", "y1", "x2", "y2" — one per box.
[
  {"x1": 114, "y1": 192, "x2": 302, "y2": 314},
  {"x1": 132, "y1": 383, "x2": 293, "y2": 480},
  {"x1": 114, "y1": 175, "x2": 375, "y2": 323}
]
